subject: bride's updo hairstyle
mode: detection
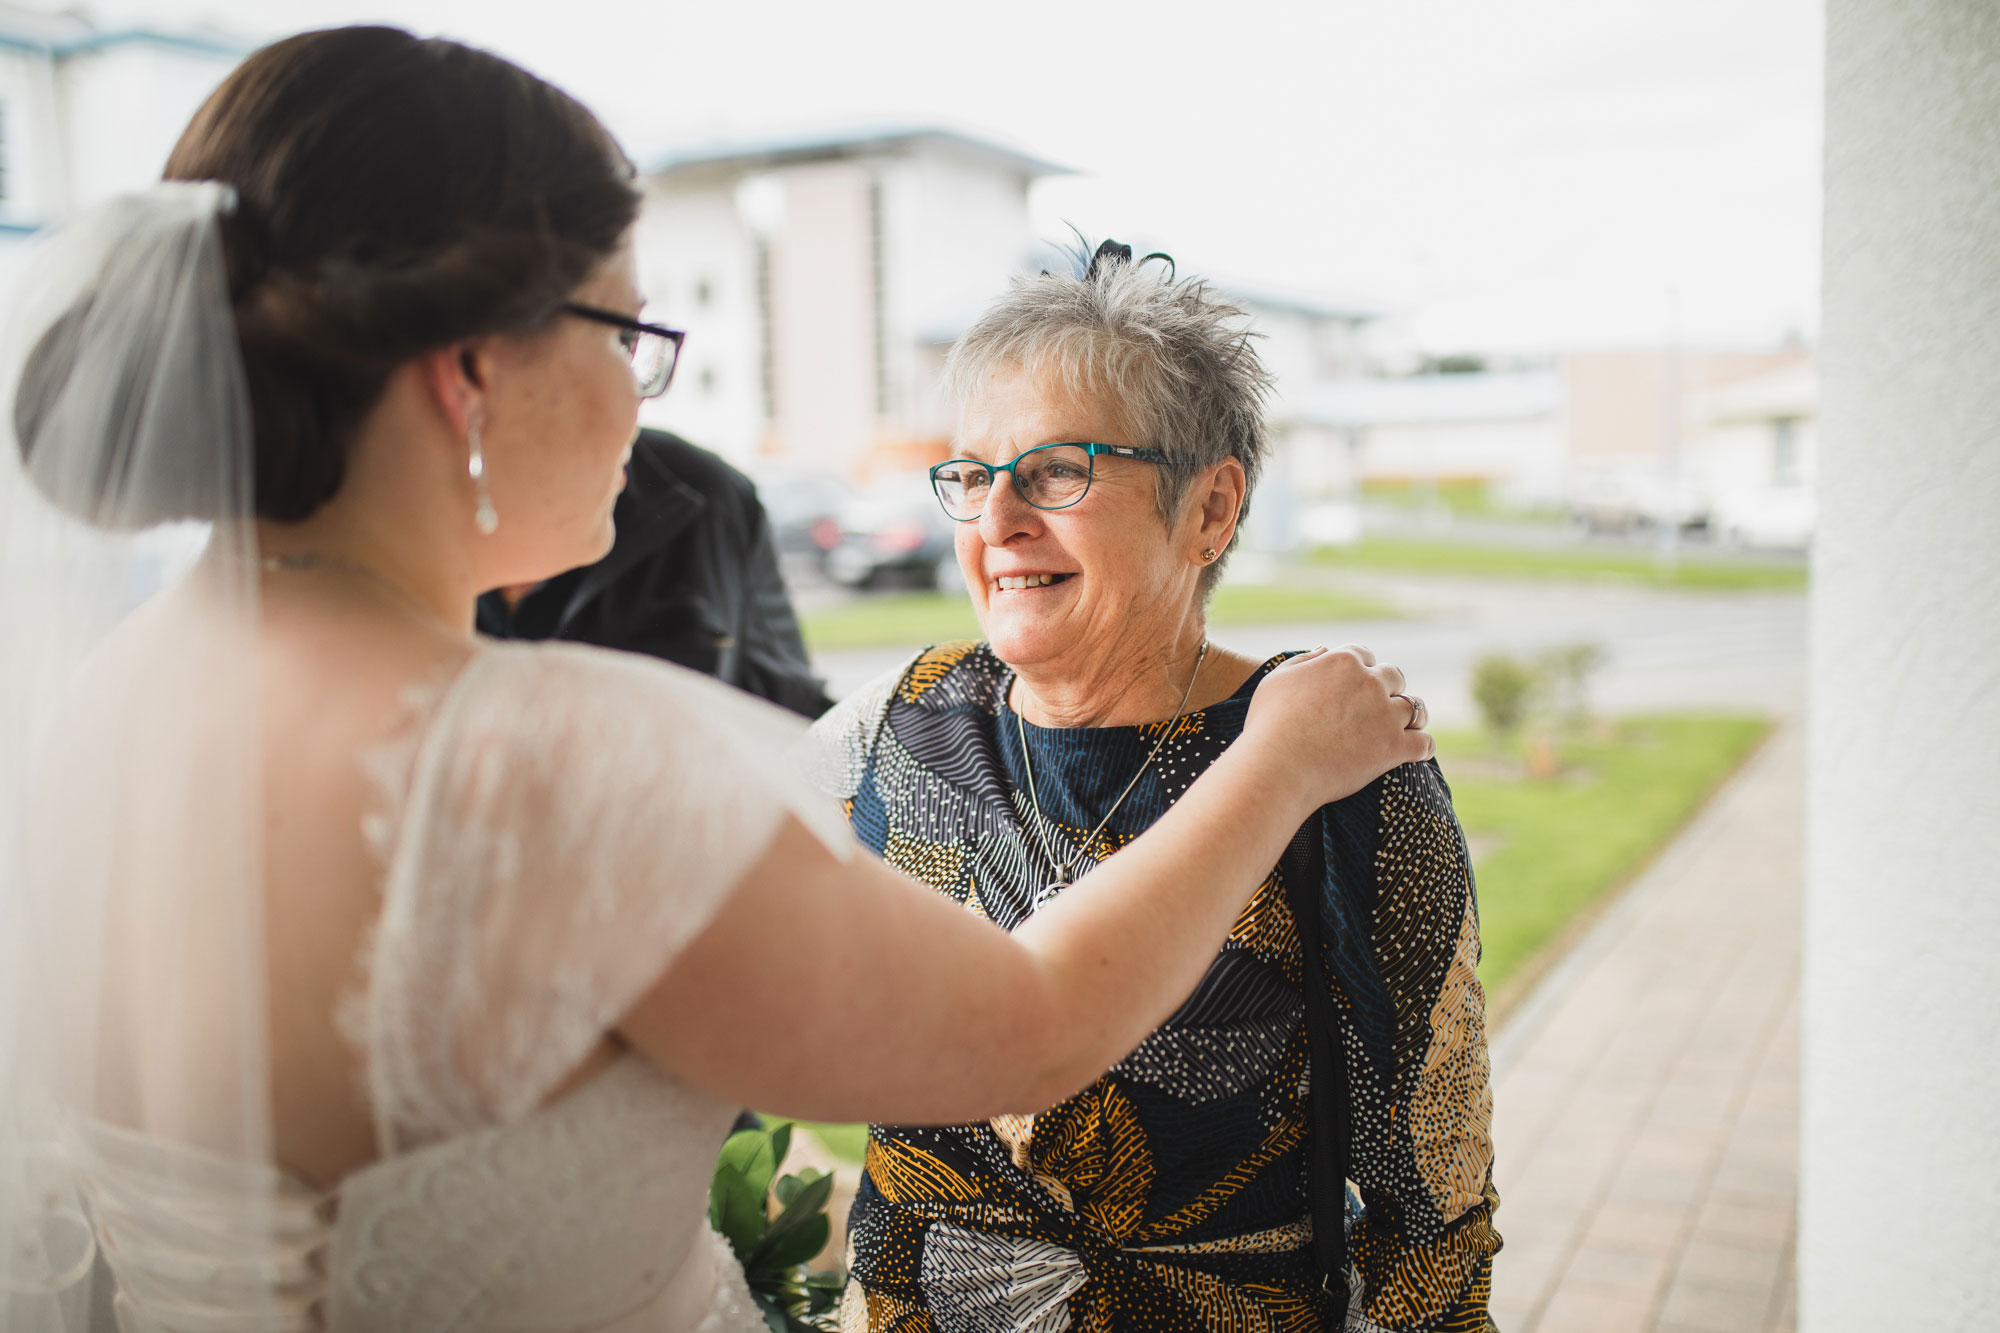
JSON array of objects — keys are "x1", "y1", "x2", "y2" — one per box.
[{"x1": 15, "y1": 26, "x2": 641, "y2": 525}]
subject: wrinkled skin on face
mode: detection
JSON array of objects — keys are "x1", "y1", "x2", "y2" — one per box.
[{"x1": 951, "y1": 364, "x2": 1247, "y2": 727}]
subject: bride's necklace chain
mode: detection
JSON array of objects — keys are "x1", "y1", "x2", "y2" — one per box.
[
  {"x1": 1013, "y1": 638, "x2": 1208, "y2": 907},
  {"x1": 259, "y1": 551, "x2": 436, "y2": 621}
]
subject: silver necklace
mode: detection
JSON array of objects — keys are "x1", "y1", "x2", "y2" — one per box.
[
  {"x1": 260, "y1": 552, "x2": 434, "y2": 620},
  {"x1": 1013, "y1": 639, "x2": 1209, "y2": 905}
]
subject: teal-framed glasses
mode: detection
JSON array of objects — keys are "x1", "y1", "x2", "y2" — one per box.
[{"x1": 929, "y1": 442, "x2": 1170, "y2": 521}]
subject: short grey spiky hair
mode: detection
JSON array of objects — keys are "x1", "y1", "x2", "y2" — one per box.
[{"x1": 941, "y1": 240, "x2": 1273, "y2": 594}]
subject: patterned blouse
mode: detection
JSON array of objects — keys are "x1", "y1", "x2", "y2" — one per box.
[{"x1": 812, "y1": 643, "x2": 1502, "y2": 1332}]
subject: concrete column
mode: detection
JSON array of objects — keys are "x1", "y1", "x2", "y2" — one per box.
[{"x1": 1805, "y1": 3, "x2": 2000, "y2": 1329}]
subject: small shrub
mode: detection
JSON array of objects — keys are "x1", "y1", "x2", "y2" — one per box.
[
  {"x1": 1471, "y1": 653, "x2": 1538, "y2": 736},
  {"x1": 1537, "y1": 641, "x2": 1608, "y2": 729}
]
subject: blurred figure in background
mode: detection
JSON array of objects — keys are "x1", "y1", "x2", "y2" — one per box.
[{"x1": 478, "y1": 426, "x2": 832, "y2": 718}]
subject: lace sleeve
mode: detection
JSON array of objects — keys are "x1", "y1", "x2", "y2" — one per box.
[
  {"x1": 364, "y1": 642, "x2": 851, "y2": 1153},
  {"x1": 803, "y1": 652, "x2": 913, "y2": 800}
]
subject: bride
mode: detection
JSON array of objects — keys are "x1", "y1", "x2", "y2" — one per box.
[{"x1": 0, "y1": 27, "x2": 1433, "y2": 1333}]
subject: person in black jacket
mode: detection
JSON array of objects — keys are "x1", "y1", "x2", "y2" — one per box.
[{"x1": 478, "y1": 428, "x2": 833, "y2": 719}]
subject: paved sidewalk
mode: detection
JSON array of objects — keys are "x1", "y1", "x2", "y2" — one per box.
[{"x1": 1487, "y1": 723, "x2": 1802, "y2": 1333}]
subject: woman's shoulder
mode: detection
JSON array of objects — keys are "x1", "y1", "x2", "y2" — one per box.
[
  {"x1": 805, "y1": 640, "x2": 1005, "y2": 794},
  {"x1": 453, "y1": 637, "x2": 789, "y2": 729}
]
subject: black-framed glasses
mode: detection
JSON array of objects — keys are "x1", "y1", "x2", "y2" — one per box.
[
  {"x1": 929, "y1": 442, "x2": 1170, "y2": 521},
  {"x1": 563, "y1": 302, "x2": 687, "y2": 398}
]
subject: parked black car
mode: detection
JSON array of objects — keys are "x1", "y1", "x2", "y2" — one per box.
[
  {"x1": 750, "y1": 469, "x2": 852, "y2": 565},
  {"x1": 824, "y1": 473, "x2": 962, "y2": 591}
]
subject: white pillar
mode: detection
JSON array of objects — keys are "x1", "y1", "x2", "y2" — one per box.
[{"x1": 1804, "y1": 3, "x2": 2000, "y2": 1329}]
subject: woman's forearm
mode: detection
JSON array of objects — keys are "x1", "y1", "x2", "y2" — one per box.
[
  {"x1": 625, "y1": 648, "x2": 1426, "y2": 1124},
  {"x1": 622, "y1": 746, "x2": 1318, "y2": 1124}
]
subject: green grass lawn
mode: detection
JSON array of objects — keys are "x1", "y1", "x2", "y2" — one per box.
[
  {"x1": 1437, "y1": 713, "x2": 1773, "y2": 995},
  {"x1": 1309, "y1": 537, "x2": 1808, "y2": 592},
  {"x1": 800, "y1": 591, "x2": 983, "y2": 654},
  {"x1": 800, "y1": 582, "x2": 1398, "y2": 654}
]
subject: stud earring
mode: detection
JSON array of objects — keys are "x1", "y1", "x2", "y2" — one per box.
[
  {"x1": 468, "y1": 425, "x2": 498, "y2": 535},
  {"x1": 1201, "y1": 547, "x2": 1218, "y2": 563}
]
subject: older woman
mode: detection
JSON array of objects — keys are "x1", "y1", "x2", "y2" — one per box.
[{"x1": 816, "y1": 244, "x2": 1500, "y2": 1331}]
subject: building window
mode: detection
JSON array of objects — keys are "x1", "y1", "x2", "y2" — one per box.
[
  {"x1": 755, "y1": 240, "x2": 774, "y2": 422},
  {"x1": 1772, "y1": 417, "x2": 1800, "y2": 484}
]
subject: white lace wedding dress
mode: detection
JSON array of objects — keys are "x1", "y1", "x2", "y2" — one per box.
[{"x1": 64, "y1": 641, "x2": 850, "y2": 1332}]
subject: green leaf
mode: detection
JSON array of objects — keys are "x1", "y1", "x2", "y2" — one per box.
[
  {"x1": 764, "y1": 1172, "x2": 835, "y2": 1245},
  {"x1": 774, "y1": 1166, "x2": 825, "y2": 1209},
  {"x1": 718, "y1": 1123, "x2": 793, "y2": 1205},
  {"x1": 754, "y1": 1214, "x2": 829, "y2": 1271},
  {"x1": 717, "y1": 1128, "x2": 767, "y2": 1175},
  {"x1": 750, "y1": 1167, "x2": 835, "y2": 1272},
  {"x1": 764, "y1": 1176, "x2": 828, "y2": 1224},
  {"x1": 710, "y1": 1163, "x2": 768, "y2": 1259},
  {"x1": 767, "y1": 1122, "x2": 793, "y2": 1177}
]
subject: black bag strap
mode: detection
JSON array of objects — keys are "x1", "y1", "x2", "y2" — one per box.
[{"x1": 1281, "y1": 813, "x2": 1352, "y2": 1325}]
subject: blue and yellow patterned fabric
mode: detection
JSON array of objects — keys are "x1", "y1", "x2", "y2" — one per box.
[{"x1": 814, "y1": 642, "x2": 1502, "y2": 1332}]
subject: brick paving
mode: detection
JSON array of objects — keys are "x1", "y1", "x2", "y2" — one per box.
[{"x1": 1486, "y1": 723, "x2": 1801, "y2": 1333}]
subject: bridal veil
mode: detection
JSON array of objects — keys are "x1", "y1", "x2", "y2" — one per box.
[{"x1": 0, "y1": 182, "x2": 287, "y2": 1330}]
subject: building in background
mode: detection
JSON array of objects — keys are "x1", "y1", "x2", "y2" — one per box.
[
  {"x1": 1298, "y1": 367, "x2": 1565, "y2": 517},
  {"x1": 1689, "y1": 357, "x2": 1817, "y2": 548},
  {"x1": 1219, "y1": 284, "x2": 1379, "y2": 552},
  {"x1": 1266, "y1": 344, "x2": 1817, "y2": 550},
  {"x1": 1562, "y1": 345, "x2": 1814, "y2": 544},
  {"x1": 633, "y1": 125, "x2": 1071, "y2": 475},
  {"x1": 633, "y1": 124, "x2": 1382, "y2": 504},
  {"x1": 0, "y1": 4, "x2": 241, "y2": 278}
]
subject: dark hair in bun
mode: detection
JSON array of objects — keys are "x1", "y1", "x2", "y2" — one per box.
[{"x1": 17, "y1": 26, "x2": 642, "y2": 525}]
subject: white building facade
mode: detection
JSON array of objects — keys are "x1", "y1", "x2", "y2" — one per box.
[{"x1": 632, "y1": 126, "x2": 1070, "y2": 474}]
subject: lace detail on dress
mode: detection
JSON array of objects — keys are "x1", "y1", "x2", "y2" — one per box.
[
  {"x1": 356, "y1": 674, "x2": 454, "y2": 867},
  {"x1": 805, "y1": 652, "x2": 911, "y2": 801},
  {"x1": 335, "y1": 673, "x2": 456, "y2": 1097},
  {"x1": 325, "y1": 1058, "x2": 761, "y2": 1332},
  {"x1": 696, "y1": 1225, "x2": 769, "y2": 1333},
  {"x1": 362, "y1": 641, "x2": 848, "y2": 1154}
]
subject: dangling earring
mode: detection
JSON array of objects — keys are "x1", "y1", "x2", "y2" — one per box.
[
  {"x1": 468, "y1": 425, "x2": 498, "y2": 535},
  {"x1": 1201, "y1": 547, "x2": 1218, "y2": 563}
]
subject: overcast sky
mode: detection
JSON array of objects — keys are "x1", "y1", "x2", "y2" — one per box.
[{"x1": 64, "y1": 0, "x2": 1824, "y2": 355}]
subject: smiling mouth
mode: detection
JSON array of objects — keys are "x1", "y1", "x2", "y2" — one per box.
[{"x1": 993, "y1": 573, "x2": 1075, "y2": 591}]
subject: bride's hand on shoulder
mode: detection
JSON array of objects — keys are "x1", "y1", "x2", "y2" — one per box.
[{"x1": 1241, "y1": 644, "x2": 1434, "y2": 805}]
